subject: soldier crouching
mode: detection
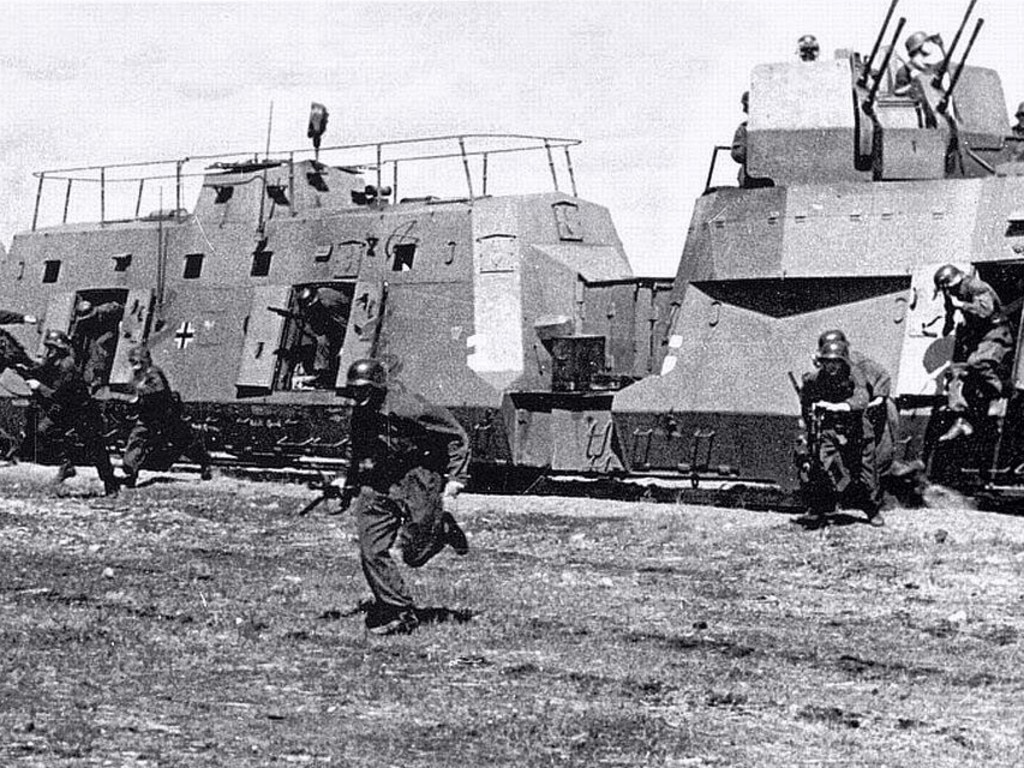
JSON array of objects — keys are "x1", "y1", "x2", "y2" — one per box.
[
  {"x1": 120, "y1": 344, "x2": 212, "y2": 488},
  {"x1": 23, "y1": 330, "x2": 119, "y2": 496},
  {"x1": 798, "y1": 339, "x2": 884, "y2": 527}
]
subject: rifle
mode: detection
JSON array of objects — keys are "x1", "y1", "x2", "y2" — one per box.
[
  {"x1": 295, "y1": 469, "x2": 352, "y2": 516},
  {"x1": 789, "y1": 371, "x2": 824, "y2": 484},
  {"x1": 268, "y1": 306, "x2": 304, "y2": 323}
]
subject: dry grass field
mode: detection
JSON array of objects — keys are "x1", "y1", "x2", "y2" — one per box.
[{"x1": 1, "y1": 463, "x2": 1023, "y2": 767}]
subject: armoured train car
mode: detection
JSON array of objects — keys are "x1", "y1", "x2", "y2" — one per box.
[
  {"x1": 3, "y1": 0, "x2": 1024, "y2": 504},
  {"x1": 0, "y1": 134, "x2": 674, "y2": 480},
  {"x1": 615, "y1": 1, "x2": 1024, "y2": 502}
]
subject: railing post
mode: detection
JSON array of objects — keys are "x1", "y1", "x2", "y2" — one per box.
[
  {"x1": 544, "y1": 139, "x2": 559, "y2": 191},
  {"x1": 100, "y1": 167, "x2": 106, "y2": 224},
  {"x1": 458, "y1": 137, "x2": 475, "y2": 202},
  {"x1": 175, "y1": 160, "x2": 183, "y2": 215},
  {"x1": 64, "y1": 179, "x2": 73, "y2": 224},
  {"x1": 482, "y1": 153, "x2": 489, "y2": 197},
  {"x1": 135, "y1": 178, "x2": 145, "y2": 219},
  {"x1": 289, "y1": 152, "x2": 295, "y2": 216},
  {"x1": 564, "y1": 146, "x2": 578, "y2": 197},
  {"x1": 392, "y1": 161, "x2": 399, "y2": 204},
  {"x1": 32, "y1": 174, "x2": 44, "y2": 232},
  {"x1": 376, "y1": 144, "x2": 383, "y2": 200}
]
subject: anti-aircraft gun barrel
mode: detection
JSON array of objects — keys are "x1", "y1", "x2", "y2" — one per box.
[
  {"x1": 933, "y1": 0, "x2": 978, "y2": 88},
  {"x1": 858, "y1": 0, "x2": 900, "y2": 89},
  {"x1": 938, "y1": 17, "x2": 984, "y2": 114},
  {"x1": 865, "y1": 16, "x2": 907, "y2": 112}
]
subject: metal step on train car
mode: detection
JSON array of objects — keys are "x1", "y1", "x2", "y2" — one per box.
[{"x1": 2, "y1": 0, "x2": 1024, "y2": 506}]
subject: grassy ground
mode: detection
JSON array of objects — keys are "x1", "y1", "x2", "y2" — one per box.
[{"x1": 0, "y1": 464, "x2": 1023, "y2": 767}]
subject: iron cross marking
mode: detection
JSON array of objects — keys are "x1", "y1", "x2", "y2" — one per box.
[{"x1": 174, "y1": 321, "x2": 196, "y2": 350}]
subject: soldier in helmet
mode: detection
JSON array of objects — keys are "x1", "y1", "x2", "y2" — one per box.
[
  {"x1": 337, "y1": 358, "x2": 470, "y2": 636},
  {"x1": 1012, "y1": 101, "x2": 1024, "y2": 139},
  {"x1": 120, "y1": 344, "x2": 213, "y2": 488},
  {"x1": 797, "y1": 34, "x2": 820, "y2": 62},
  {"x1": 730, "y1": 91, "x2": 773, "y2": 190},
  {"x1": 932, "y1": 264, "x2": 1015, "y2": 442},
  {"x1": 894, "y1": 31, "x2": 945, "y2": 97},
  {"x1": 294, "y1": 286, "x2": 351, "y2": 389},
  {"x1": 799, "y1": 338, "x2": 884, "y2": 526},
  {"x1": 817, "y1": 329, "x2": 898, "y2": 481},
  {"x1": 70, "y1": 298, "x2": 124, "y2": 393},
  {"x1": 23, "y1": 329, "x2": 119, "y2": 495}
]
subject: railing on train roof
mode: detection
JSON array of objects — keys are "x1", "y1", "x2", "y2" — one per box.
[{"x1": 29, "y1": 133, "x2": 582, "y2": 231}]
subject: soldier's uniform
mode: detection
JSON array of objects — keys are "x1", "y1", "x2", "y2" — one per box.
[
  {"x1": 935, "y1": 266, "x2": 1014, "y2": 441},
  {"x1": 121, "y1": 346, "x2": 212, "y2": 487},
  {"x1": 26, "y1": 330, "x2": 118, "y2": 495},
  {"x1": 342, "y1": 359, "x2": 470, "y2": 635},
  {"x1": 800, "y1": 341, "x2": 883, "y2": 525},
  {"x1": 71, "y1": 300, "x2": 123, "y2": 393},
  {"x1": 1012, "y1": 101, "x2": 1024, "y2": 138},
  {"x1": 296, "y1": 287, "x2": 350, "y2": 387}
]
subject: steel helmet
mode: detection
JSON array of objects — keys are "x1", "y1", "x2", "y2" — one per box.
[
  {"x1": 905, "y1": 31, "x2": 929, "y2": 56},
  {"x1": 798, "y1": 34, "x2": 819, "y2": 59},
  {"x1": 933, "y1": 264, "x2": 964, "y2": 292},
  {"x1": 1016, "y1": 101, "x2": 1024, "y2": 118},
  {"x1": 817, "y1": 329, "x2": 848, "y2": 350},
  {"x1": 43, "y1": 329, "x2": 72, "y2": 351},
  {"x1": 76, "y1": 300, "x2": 93, "y2": 316},
  {"x1": 297, "y1": 286, "x2": 318, "y2": 308},
  {"x1": 816, "y1": 339, "x2": 850, "y2": 365},
  {"x1": 127, "y1": 344, "x2": 152, "y2": 366},
  {"x1": 345, "y1": 358, "x2": 387, "y2": 390}
]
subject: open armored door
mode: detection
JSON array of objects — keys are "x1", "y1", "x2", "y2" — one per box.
[
  {"x1": 894, "y1": 263, "x2": 967, "y2": 397},
  {"x1": 336, "y1": 279, "x2": 387, "y2": 387},
  {"x1": 237, "y1": 285, "x2": 291, "y2": 390},
  {"x1": 37, "y1": 292, "x2": 77, "y2": 357},
  {"x1": 107, "y1": 288, "x2": 154, "y2": 385}
]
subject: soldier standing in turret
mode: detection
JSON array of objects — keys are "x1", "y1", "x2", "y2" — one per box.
[
  {"x1": 933, "y1": 264, "x2": 1015, "y2": 442},
  {"x1": 894, "y1": 31, "x2": 944, "y2": 97},
  {"x1": 797, "y1": 34, "x2": 820, "y2": 62},
  {"x1": 23, "y1": 330, "x2": 119, "y2": 496},
  {"x1": 799, "y1": 339, "x2": 884, "y2": 527}
]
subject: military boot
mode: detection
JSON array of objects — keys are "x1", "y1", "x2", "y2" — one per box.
[{"x1": 52, "y1": 462, "x2": 77, "y2": 485}]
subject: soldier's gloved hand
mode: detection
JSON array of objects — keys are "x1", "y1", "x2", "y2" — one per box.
[
  {"x1": 814, "y1": 400, "x2": 850, "y2": 413},
  {"x1": 443, "y1": 479, "x2": 465, "y2": 499}
]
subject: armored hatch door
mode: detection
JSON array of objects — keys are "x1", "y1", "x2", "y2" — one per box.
[
  {"x1": 237, "y1": 285, "x2": 291, "y2": 390},
  {"x1": 336, "y1": 279, "x2": 386, "y2": 388},
  {"x1": 108, "y1": 288, "x2": 155, "y2": 385},
  {"x1": 894, "y1": 263, "x2": 965, "y2": 397},
  {"x1": 38, "y1": 291, "x2": 77, "y2": 357}
]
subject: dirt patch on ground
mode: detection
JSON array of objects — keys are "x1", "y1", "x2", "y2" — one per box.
[{"x1": 1, "y1": 462, "x2": 1023, "y2": 766}]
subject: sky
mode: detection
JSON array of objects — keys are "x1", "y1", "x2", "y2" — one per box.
[{"x1": 1, "y1": 1, "x2": 1023, "y2": 277}]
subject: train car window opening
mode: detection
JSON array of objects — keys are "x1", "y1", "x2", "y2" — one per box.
[
  {"x1": 251, "y1": 250, "x2": 273, "y2": 277},
  {"x1": 213, "y1": 186, "x2": 234, "y2": 204},
  {"x1": 275, "y1": 282, "x2": 357, "y2": 392},
  {"x1": 266, "y1": 185, "x2": 290, "y2": 206},
  {"x1": 42, "y1": 260, "x2": 61, "y2": 284},
  {"x1": 183, "y1": 253, "x2": 204, "y2": 279},
  {"x1": 392, "y1": 243, "x2": 416, "y2": 272}
]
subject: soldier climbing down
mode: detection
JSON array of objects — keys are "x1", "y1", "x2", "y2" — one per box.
[{"x1": 932, "y1": 264, "x2": 1015, "y2": 443}]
